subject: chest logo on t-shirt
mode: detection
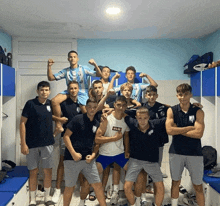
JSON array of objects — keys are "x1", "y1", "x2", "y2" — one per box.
[
  {"x1": 46, "y1": 105, "x2": 51, "y2": 112},
  {"x1": 189, "y1": 115, "x2": 195, "y2": 123},
  {"x1": 160, "y1": 111, "x2": 165, "y2": 117},
  {"x1": 77, "y1": 107, "x2": 81, "y2": 113},
  {"x1": 148, "y1": 129, "x2": 154, "y2": 135},
  {"x1": 92, "y1": 125, "x2": 97, "y2": 133},
  {"x1": 112, "y1": 126, "x2": 122, "y2": 132}
]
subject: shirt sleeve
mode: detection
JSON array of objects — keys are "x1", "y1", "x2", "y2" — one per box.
[
  {"x1": 21, "y1": 101, "x2": 32, "y2": 118},
  {"x1": 84, "y1": 66, "x2": 96, "y2": 77},
  {"x1": 124, "y1": 116, "x2": 136, "y2": 130},
  {"x1": 151, "y1": 118, "x2": 166, "y2": 131},
  {"x1": 66, "y1": 117, "x2": 77, "y2": 133},
  {"x1": 140, "y1": 83, "x2": 150, "y2": 91},
  {"x1": 53, "y1": 69, "x2": 67, "y2": 81},
  {"x1": 113, "y1": 85, "x2": 121, "y2": 93}
]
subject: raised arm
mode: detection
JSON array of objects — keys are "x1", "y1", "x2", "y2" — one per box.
[
  {"x1": 20, "y1": 116, "x2": 29, "y2": 155},
  {"x1": 107, "y1": 72, "x2": 121, "y2": 90},
  {"x1": 139, "y1": 73, "x2": 158, "y2": 87},
  {"x1": 47, "y1": 59, "x2": 56, "y2": 81},
  {"x1": 165, "y1": 108, "x2": 195, "y2": 135},
  {"x1": 63, "y1": 128, "x2": 82, "y2": 161},
  {"x1": 88, "y1": 59, "x2": 103, "y2": 77},
  {"x1": 182, "y1": 109, "x2": 205, "y2": 139},
  {"x1": 95, "y1": 118, "x2": 123, "y2": 144}
]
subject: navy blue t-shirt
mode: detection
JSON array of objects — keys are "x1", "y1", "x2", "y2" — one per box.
[
  {"x1": 142, "y1": 101, "x2": 169, "y2": 146},
  {"x1": 169, "y1": 104, "x2": 202, "y2": 156},
  {"x1": 60, "y1": 98, "x2": 82, "y2": 136},
  {"x1": 125, "y1": 116, "x2": 166, "y2": 162},
  {"x1": 64, "y1": 113, "x2": 100, "y2": 161},
  {"x1": 21, "y1": 97, "x2": 54, "y2": 149}
]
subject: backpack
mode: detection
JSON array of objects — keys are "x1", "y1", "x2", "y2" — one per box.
[{"x1": 202, "y1": 146, "x2": 217, "y2": 170}]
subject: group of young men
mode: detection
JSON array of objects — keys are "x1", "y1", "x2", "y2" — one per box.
[{"x1": 20, "y1": 50, "x2": 205, "y2": 206}]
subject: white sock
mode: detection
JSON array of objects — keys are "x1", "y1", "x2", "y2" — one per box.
[
  {"x1": 171, "y1": 198, "x2": 178, "y2": 206},
  {"x1": 135, "y1": 196, "x2": 141, "y2": 206},
  {"x1": 141, "y1": 193, "x2": 147, "y2": 202},
  {"x1": 113, "y1": 184, "x2": 119, "y2": 193},
  {"x1": 78, "y1": 199, "x2": 85, "y2": 206},
  {"x1": 30, "y1": 190, "x2": 36, "y2": 204},
  {"x1": 44, "y1": 187, "x2": 51, "y2": 198}
]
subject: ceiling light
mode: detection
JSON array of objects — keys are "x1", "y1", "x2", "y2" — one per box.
[{"x1": 106, "y1": 7, "x2": 121, "y2": 15}]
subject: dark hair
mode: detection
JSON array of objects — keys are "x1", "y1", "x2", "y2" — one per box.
[
  {"x1": 136, "y1": 107, "x2": 149, "y2": 115},
  {"x1": 86, "y1": 98, "x2": 98, "y2": 105},
  {"x1": 68, "y1": 50, "x2": 78, "y2": 57},
  {"x1": 146, "y1": 85, "x2": 157, "y2": 93},
  {"x1": 68, "y1": 80, "x2": 79, "y2": 89},
  {"x1": 126, "y1": 66, "x2": 136, "y2": 74},
  {"x1": 37, "y1": 81, "x2": 50, "y2": 90},
  {"x1": 92, "y1": 80, "x2": 103, "y2": 88},
  {"x1": 176, "y1": 83, "x2": 192, "y2": 93},
  {"x1": 114, "y1": 95, "x2": 127, "y2": 104}
]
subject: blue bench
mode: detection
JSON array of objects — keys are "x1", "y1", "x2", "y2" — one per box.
[
  {"x1": 0, "y1": 192, "x2": 15, "y2": 206},
  {"x1": 203, "y1": 170, "x2": 220, "y2": 194}
]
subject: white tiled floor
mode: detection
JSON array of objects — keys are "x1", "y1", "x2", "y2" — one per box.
[{"x1": 35, "y1": 140, "x2": 190, "y2": 206}]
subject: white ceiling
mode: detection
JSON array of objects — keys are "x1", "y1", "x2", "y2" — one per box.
[{"x1": 0, "y1": 0, "x2": 220, "y2": 39}]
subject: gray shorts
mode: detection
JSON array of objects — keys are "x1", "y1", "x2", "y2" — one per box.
[
  {"x1": 125, "y1": 158, "x2": 163, "y2": 183},
  {"x1": 169, "y1": 153, "x2": 204, "y2": 185},
  {"x1": 158, "y1": 146, "x2": 164, "y2": 167},
  {"x1": 64, "y1": 160, "x2": 101, "y2": 187},
  {"x1": 26, "y1": 145, "x2": 54, "y2": 170},
  {"x1": 60, "y1": 137, "x2": 65, "y2": 156}
]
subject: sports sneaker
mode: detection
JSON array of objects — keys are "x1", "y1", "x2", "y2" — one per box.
[
  {"x1": 110, "y1": 191, "x2": 119, "y2": 205},
  {"x1": 183, "y1": 193, "x2": 197, "y2": 206},
  {"x1": 141, "y1": 201, "x2": 152, "y2": 206},
  {"x1": 52, "y1": 188, "x2": 61, "y2": 203}
]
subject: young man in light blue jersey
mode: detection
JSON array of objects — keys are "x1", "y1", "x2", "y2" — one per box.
[
  {"x1": 47, "y1": 50, "x2": 103, "y2": 136},
  {"x1": 113, "y1": 66, "x2": 158, "y2": 102}
]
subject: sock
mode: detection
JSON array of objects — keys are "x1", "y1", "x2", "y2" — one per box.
[
  {"x1": 30, "y1": 190, "x2": 36, "y2": 204},
  {"x1": 135, "y1": 196, "x2": 141, "y2": 206},
  {"x1": 113, "y1": 184, "x2": 119, "y2": 193},
  {"x1": 171, "y1": 198, "x2": 178, "y2": 206},
  {"x1": 78, "y1": 199, "x2": 85, "y2": 206},
  {"x1": 44, "y1": 187, "x2": 51, "y2": 199},
  {"x1": 141, "y1": 193, "x2": 147, "y2": 202}
]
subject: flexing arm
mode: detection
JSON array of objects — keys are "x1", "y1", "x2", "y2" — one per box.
[
  {"x1": 182, "y1": 109, "x2": 205, "y2": 139},
  {"x1": 47, "y1": 59, "x2": 56, "y2": 81},
  {"x1": 88, "y1": 59, "x2": 103, "y2": 77},
  {"x1": 95, "y1": 119, "x2": 123, "y2": 144},
  {"x1": 20, "y1": 116, "x2": 29, "y2": 155},
  {"x1": 52, "y1": 115, "x2": 68, "y2": 124},
  {"x1": 130, "y1": 99, "x2": 141, "y2": 107},
  {"x1": 63, "y1": 129, "x2": 82, "y2": 161},
  {"x1": 107, "y1": 72, "x2": 121, "y2": 90},
  {"x1": 86, "y1": 143, "x2": 100, "y2": 163},
  {"x1": 139, "y1": 73, "x2": 158, "y2": 87},
  {"x1": 166, "y1": 108, "x2": 195, "y2": 135}
]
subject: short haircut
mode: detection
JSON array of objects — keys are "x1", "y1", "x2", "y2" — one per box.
[
  {"x1": 92, "y1": 80, "x2": 103, "y2": 88},
  {"x1": 37, "y1": 81, "x2": 50, "y2": 90},
  {"x1": 146, "y1": 85, "x2": 157, "y2": 93},
  {"x1": 86, "y1": 98, "x2": 98, "y2": 105},
  {"x1": 68, "y1": 80, "x2": 79, "y2": 89},
  {"x1": 136, "y1": 107, "x2": 149, "y2": 115},
  {"x1": 120, "y1": 83, "x2": 133, "y2": 92},
  {"x1": 114, "y1": 95, "x2": 127, "y2": 104},
  {"x1": 126, "y1": 66, "x2": 136, "y2": 74},
  {"x1": 176, "y1": 83, "x2": 192, "y2": 93},
  {"x1": 68, "y1": 50, "x2": 78, "y2": 57},
  {"x1": 102, "y1": 66, "x2": 111, "y2": 72}
]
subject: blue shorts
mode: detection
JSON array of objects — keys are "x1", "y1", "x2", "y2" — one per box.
[
  {"x1": 96, "y1": 153, "x2": 129, "y2": 170},
  {"x1": 60, "y1": 90, "x2": 88, "y2": 106}
]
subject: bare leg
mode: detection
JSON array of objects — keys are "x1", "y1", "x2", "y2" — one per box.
[
  {"x1": 102, "y1": 166, "x2": 110, "y2": 190},
  {"x1": 193, "y1": 184, "x2": 205, "y2": 206},
  {"x1": 124, "y1": 181, "x2": 135, "y2": 205},
  {"x1": 51, "y1": 93, "x2": 68, "y2": 136},
  {"x1": 56, "y1": 155, "x2": 64, "y2": 189},
  {"x1": 134, "y1": 170, "x2": 145, "y2": 197},
  {"x1": 171, "y1": 180, "x2": 181, "y2": 199},
  {"x1": 113, "y1": 163, "x2": 121, "y2": 185},
  {"x1": 79, "y1": 173, "x2": 90, "y2": 200},
  {"x1": 43, "y1": 168, "x2": 52, "y2": 188},
  {"x1": 91, "y1": 182, "x2": 107, "y2": 206},
  {"x1": 29, "y1": 168, "x2": 39, "y2": 191},
  {"x1": 63, "y1": 186, "x2": 75, "y2": 206},
  {"x1": 154, "y1": 181, "x2": 164, "y2": 206}
]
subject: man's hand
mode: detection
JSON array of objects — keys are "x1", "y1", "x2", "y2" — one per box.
[
  {"x1": 88, "y1": 59, "x2": 96, "y2": 66},
  {"x1": 107, "y1": 89, "x2": 115, "y2": 96},
  {"x1": 72, "y1": 152, "x2": 82, "y2": 162},
  {"x1": 60, "y1": 117, "x2": 68, "y2": 124},
  {"x1": 125, "y1": 152, "x2": 130, "y2": 159},
  {"x1": 139, "y1": 73, "x2": 147, "y2": 78},
  {"x1": 193, "y1": 102, "x2": 203, "y2": 109},
  {"x1": 21, "y1": 143, "x2": 29, "y2": 155},
  {"x1": 86, "y1": 155, "x2": 94, "y2": 163},
  {"x1": 115, "y1": 131, "x2": 123, "y2": 140},
  {"x1": 48, "y1": 59, "x2": 54, "y2": 67},
  {"x1": 113, "y1": 72, "x2": 120, "y2": 79}
]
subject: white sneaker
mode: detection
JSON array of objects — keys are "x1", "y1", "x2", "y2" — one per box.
[
  {"x1": 44, "y1": 195, "x2": 52, "y2": 203},
  {"x1": 110, "y1": 191, "x2": 119, "y2": 205},
  {"x1": 52, "y1": 188, "x2": 61, "y2": 203}
]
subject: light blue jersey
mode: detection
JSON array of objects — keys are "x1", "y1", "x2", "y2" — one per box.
[
  {"x1": 114, "y1": 82, "x2": 149, "y2": 102},
  {"x1": 54, "y1": 65, "x2": 96, "y2": 105}
]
